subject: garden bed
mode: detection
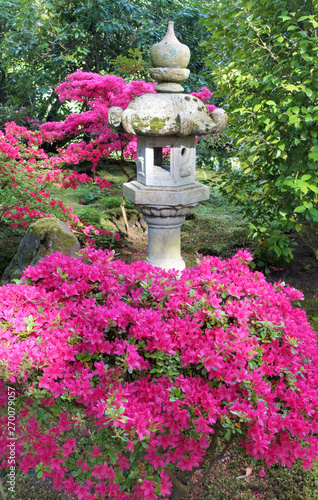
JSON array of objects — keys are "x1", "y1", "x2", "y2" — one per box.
[{"x1": 0, "y1": 162, "x2": 317, "y2": 499}]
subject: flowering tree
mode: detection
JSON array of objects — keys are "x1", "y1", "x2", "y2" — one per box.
[
  {"x1": 0, "y1": 249, "x2": 317, "y2": 499},
  {"x1": 41, "y1": 71, "x2": 157, "y2": 171},
  {"x1": 41, "y1": 70, "x2": 216, "y2": 175}
]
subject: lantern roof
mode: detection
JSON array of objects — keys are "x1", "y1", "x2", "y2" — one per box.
[{"x1": 108, "y1": 22, "x2": 227, "y2": 137}]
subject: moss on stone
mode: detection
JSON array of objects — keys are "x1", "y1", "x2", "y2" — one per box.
[
  {"x1": 149, "y1": 117, "x2": 166, "y2": 132},
  {"x1": 133, "y1": 118, "x2": 147, "y2": 131},
  {"x1": 30, "y1": 217, "x2": 77, "y2": 249},
  {"x1": 132, "y1": 115, "x2": 168, "y2": 134}
]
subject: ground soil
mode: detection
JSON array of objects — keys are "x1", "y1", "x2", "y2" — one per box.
[
  {"x1": 1, "y1": 216, "x2": 317, "y2": 296},
  {"x1": 267, "y1": 239, "x2": 318, "y2": 293}
]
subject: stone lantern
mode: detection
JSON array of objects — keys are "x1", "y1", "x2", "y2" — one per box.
[{"x1": 108, "y1": 21, "x2": 227, "y2": 270}]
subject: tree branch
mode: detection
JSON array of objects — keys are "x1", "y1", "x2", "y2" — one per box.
[
  {"x1": 247, "y1": 23, "x2": 279, "y2": 62},
  {"x1": 189, "y1": 432, "x2": 236, "y2": 492}
]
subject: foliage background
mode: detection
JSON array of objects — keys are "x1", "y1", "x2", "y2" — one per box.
[
  {"x1": 0, "y1": 0, "x2": 212, "y2": 123},
  {"x1": 202, "y1": 0, "x2": 318, "y2": 265}
]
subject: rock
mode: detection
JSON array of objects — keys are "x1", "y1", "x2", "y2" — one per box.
[{"x1": 1, "y1": 217, "x2": 81, "y2": 284}]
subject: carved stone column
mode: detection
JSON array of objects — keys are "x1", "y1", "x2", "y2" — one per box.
[{"x1": 137, "y1": 205, "x2": 196, "y2": 270}]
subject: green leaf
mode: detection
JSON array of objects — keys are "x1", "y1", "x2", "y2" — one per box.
[
  {"x1": 309, "y1": 207, "x2": 318, "y2": 219},
  {"x1": 308, "y1": 184, "x2": 318, "y2": 193},
  {"x1": 288, "y1": 115, "x2": 300, "y2": 125},
  {"x1": 305, "y1": 88, "x2": 315, "y2": 100},
  {"x1": 294, "y1": 206, "x2": 306, "y2": 213},
  {"x1": 285, "y1": 84, "x2": 299, "y2": 91}
]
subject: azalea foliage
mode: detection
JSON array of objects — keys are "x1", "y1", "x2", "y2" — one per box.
[{"x1": 0, "y1": 249, "x2": 318, "y2": 499}]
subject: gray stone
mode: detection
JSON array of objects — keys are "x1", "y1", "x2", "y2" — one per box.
[
  {"x1": 109, "y1": 93, "x2": 227, "y2": 137},
  {"x1": 150, "y1": 21, "x2": 190, "y2": 70},
  {"x1": 1, "y1": 217, "x2": 81, "y2": 284},
  {"x1": 123, "y1": 182, "x2": 209, "y2": 207},
  {"x1": 107, "y1": 21, "x2": 228, "y2": 271},
  {"x1": 135, "y1": 135, "x2": 196, "y2": 187},
  {"x1": 149, "y1": 67, "x2": 190, "y2": 83}
]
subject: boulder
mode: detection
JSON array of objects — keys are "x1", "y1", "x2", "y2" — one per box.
[{"x1": 1, "y1": 217, "x2": 81, "y2": 284}]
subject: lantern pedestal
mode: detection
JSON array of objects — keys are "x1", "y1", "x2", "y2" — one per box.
[
  {"x1": 123, "y1": 181, "x2": 209, "y2": 270},
  {"x1": 145, "y1": 215, "x2": 186, "y2": 270}
]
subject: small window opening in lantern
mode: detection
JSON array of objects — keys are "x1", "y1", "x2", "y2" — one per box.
[{"x1": 154, "y1": 146, "x2": 170, "y2": 172}]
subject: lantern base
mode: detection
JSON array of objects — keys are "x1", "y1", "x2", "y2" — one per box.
[
  {"x1": 144, "y1": 214, "x2": 186, "y2": 271},
  {"x1": 123, "y1": 181, "x2": 209, "y2": 271}
]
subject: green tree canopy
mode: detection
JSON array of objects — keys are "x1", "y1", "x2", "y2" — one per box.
[{"x1": 0, "y1": 0, "x2": 211, "y2": 121}]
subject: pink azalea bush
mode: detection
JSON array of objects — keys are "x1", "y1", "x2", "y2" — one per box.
[
  {"x1": 0, "y1": 121, "x2": 116, "y2": 246},
  {"x1": 0, "y1": 249, "x2": 318, "y2": 499},
  {"x1": 40, "y1": 71, "x2": 157, "y2": 167}
]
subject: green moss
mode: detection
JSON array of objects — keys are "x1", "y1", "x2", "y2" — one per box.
[
  {"x1": 133, "y1": 115, "x2": 168, "y2": 133},
  {"x1": 205, "y1": 454, "x2": 318, "y2": 500},
  {"x1": 30, "y1": 218, "x2": 77, "y2": 249},
  {"x1": 149, "y1": 117, "x2": 166, "y2": 132},
  {"x1": 132, "y1": 118, "x2": 146, "y2": 130}
]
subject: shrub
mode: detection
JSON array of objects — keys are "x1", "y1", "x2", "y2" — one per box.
[
  {"x1": 0, "y1": 121, "x2": 116, "y2": 246},
  {"x1": 100, "y1": 197, "x2": 134, "y2": 211},
  {"x1": 0, "y1": 249, "x2": 318, "y2": 499},
  {"x1": 74, "y1": 185, "x2": 103, "y2": 206},
  {"x1": 203, "y1": 0, "x2": 318, "y2": 264},
  {"x1": 40, "y1": 71, "x2": 157, "y2": 169},
  {"x1": 76, "y1": 207, "x2": 102, "y2": 225}
]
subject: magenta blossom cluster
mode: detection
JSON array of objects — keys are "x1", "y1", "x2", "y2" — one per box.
[
  {"x1": 0, "y1": 249, "x2": 317, "y2": 499},
  {"x1": 40, "y1": 71, "x2": 157, "y2": 167}
]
